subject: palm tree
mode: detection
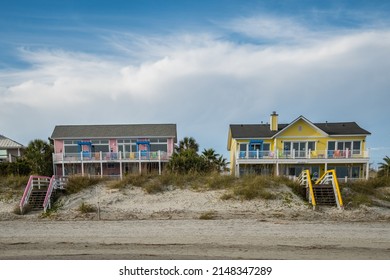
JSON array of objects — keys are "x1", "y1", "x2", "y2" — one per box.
[
  {"x1": 176, "y1": 137, "x2": 199, "y2": 153},
  {"x1": 216, "y1": 155, "x2": 228, "y2": 172},
  {"x1": 24, "y1": 139, "x2": 53, "y2": 176},
  {"x1": 378, "y1": 156, "x2": 390, "y2": 177},
  {"x1": 202, "y1": 148, "x2": 219, "y2": 162}
]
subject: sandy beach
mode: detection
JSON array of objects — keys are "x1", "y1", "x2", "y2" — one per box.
[{"x1": 1, "y1": 184, "x2": 390, "y2": 259}]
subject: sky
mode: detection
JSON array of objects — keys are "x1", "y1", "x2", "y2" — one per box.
[{"x1": 1, "y1": 0, "x2": 390, "y2": 168}]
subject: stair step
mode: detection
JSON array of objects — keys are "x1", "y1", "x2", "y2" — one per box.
[{"x1": 312, "y1": 184, "x2": 336, "y2": 205}]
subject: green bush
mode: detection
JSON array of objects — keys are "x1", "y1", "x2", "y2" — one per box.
[{"x1": 65, "y1": 176, "x2": 104, "y2": 194}]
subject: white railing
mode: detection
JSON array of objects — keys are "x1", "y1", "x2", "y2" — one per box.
[
  {"x1": 53, "y1": 151, "x2": 170, "y2": 163},
  {"x1": 237, "y1": 149, "x2": 369, "y2": 160}
]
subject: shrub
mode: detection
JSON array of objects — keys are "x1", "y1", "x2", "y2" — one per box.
[
  {"x1": 13, "y1": 203, "x2": 32, "y2": 215},
  {"x1": 0, "y1": 175, "x2": 29, "y2": 201},
  {"x1": 205, "y1": 173, "x2": 236, "y2": 190},
  {"x1": 65, "y1": 176, "x2": 103, "y2": 194},
  {"x1": 199, "y1": 211, "x2": 216, "y2": 220},
  {"x1": 143, "y1": 180, "x2": 165, "y2": 194},
  {"x1": 78, "y1": 202, "x2": 97, "y2": 213}
]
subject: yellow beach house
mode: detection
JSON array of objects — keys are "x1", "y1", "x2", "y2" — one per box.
[{"x1": 227, "y1": 112, "x2": 371, "y2": 180}]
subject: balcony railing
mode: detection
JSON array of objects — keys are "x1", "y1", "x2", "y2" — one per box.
[
  {"x1": 53, "y1": 151, "x2": 171, "y2": 163},
  {"x1": 237, "y1": 149, "x2": 369, "y2": 160}
]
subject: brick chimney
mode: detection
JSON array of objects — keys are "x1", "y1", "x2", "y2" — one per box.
[{"x1": 270, "y1": 111, "x2": 278, "y2": 131}]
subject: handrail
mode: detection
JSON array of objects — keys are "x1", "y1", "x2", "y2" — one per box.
[
  {"x1": 315, "y1": 169, "x2": 343, "y2": 209},
  {"x1": 236, "y1": 148, "x2": 369, "y2": 160},
  {"x1": 298, "y1": 170, "x2": 316, "y2": 208},
  {"x1": 19, "y1": 175, "x2": 34, "y2": 213},
  {"x1": 19, "y1": 175, "x2": 53, "y2": 213},
  {"x1": 43, "y1": 175, "x2": 57, "y2": 212}
]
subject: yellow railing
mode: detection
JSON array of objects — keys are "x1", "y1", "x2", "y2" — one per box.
[
  {"x1": 315, "y1": 169, "x2": 343, "y2": 209},
  {"x1": 298, "y1": 170, "x2": 316, "y2": 208}
]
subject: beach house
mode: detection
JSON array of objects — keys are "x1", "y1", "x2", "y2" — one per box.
[
  {"x1": 0, "y1": 134, "x2": 24, "y2": 162},
  {"x1": 51, "y1": 124, "x2": 177, "y2": 178},
  {"x1": 227, "y1": 112, "x2": 371, "y2": 180}
]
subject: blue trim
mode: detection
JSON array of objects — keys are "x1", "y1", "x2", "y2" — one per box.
[
  {"x1": 77, "y1": 141, "x2": 92, "y2": 153},
  {"x1": 249, "y1": 139, "x2": 263, "y2": 151},
  {"x1": 136, "y1": 140, "x2": 150, "y2": 152}
]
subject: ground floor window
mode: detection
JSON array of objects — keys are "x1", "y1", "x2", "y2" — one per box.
[
  {"x1": 328, "y1": 165, "x2": 361, "y2": 179},
  {"x1": 239, "y1": 164, "x2": 274, "y2": 176}
]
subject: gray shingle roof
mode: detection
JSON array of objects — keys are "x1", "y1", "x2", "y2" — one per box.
[
  {"x1": 0, "y1": 135, "x2": 25, "y2": 148},
  {"x1": 51, "y1": 124, "x2": 177, "y2": 142},
  {"x1": 230, "y1": 122, "x2": 370, "y2": 139}
]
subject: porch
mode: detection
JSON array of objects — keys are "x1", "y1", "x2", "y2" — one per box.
[
  {"x1": 53, "y1": 151, "x2": 171, "y2": 178},
  {"x1": 235, "y1": 149, "x2": 370, "y2": 179}
]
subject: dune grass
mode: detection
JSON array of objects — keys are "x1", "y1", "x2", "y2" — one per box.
[
  {"x1": 340, "y1": 177, "x2": 390, "y2": 207},
  {"x1": 0, "y1": 175, "x2": 29, "y2": 202}
]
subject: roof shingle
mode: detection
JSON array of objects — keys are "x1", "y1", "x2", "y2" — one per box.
[{"x1": 51, "y1": 124, "x2": 177, "y2": 142}]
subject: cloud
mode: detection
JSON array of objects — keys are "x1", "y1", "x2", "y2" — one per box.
[{"x1": 1, "y1": 16, "x2": 390, "y2": 157}]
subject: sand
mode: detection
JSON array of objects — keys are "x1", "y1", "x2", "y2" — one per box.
[{"x1": 1, "y1": 184, "x2": 390, "y2": 259}]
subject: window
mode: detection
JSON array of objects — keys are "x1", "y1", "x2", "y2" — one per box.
[
  {"x1": 283, "y1": 141, "x2": 315, "y2": 158},
  {"x1": 150, "y1": 144, "x2": 167, "y2": 152},
  {"x1": 239, "y1": 143, "x2": 247, "y2": 152},
  {"x1": 328, "y1": 141, "x2": 361, "y2": 154},
  {"x1": 118, "y1": 139, "x2": 136, "y2": 154}
]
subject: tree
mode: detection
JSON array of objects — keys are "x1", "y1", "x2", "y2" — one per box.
[
  {"x1": 176, "y1": 137, "x2": 199, "y2": 153},
  {"x1": 202, "y1": 148, "x2": 219, "y2": 162},
  {"x1": 378, "y1": 156, "x2": 390, "y2": 177},
  {"x1": 24, "y1": 139, "x2": 53, "y2": 176}
]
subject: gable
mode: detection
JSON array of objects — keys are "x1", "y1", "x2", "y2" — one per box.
[{"x1": 276, "y1": 118, "x2": 327, "y2": 138}]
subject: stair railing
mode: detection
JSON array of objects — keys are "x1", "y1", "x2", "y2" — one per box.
[
  {"x1": 298, "y1": 170, "x2": 317, "y2": 209},
  {"x1": 315, "y1": 170, "x2": 343, "y2": 209},
  {"x1": 19, "y1": 175, "x2": 34, "y2": 213},
  {"x1": 43, "y1": 175, "x2": 57, "y2": 212}
]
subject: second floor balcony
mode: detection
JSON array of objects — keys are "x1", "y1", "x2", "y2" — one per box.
[
  {"x1": 237, "y1": 149, "x2": 369, "y2": 162},
  {"x1": 53, "y1": 150, "x2": 171, "y2": 164}
]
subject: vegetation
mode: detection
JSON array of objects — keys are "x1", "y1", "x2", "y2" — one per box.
[
  {"x1": 199, "y1": 211, "x2": 216, "y2": 220},
  {"x1": 340, "y1": 176, "x2": 390, "y2": 207},
  {"x1": 24, "y1": 139, "x2": 53, "y2": 176},
  {"x1": 167, "y1": 137, "x2": 227, "y2": 174},
  {"x1": 65, "y1": 176, "x2": 105, "y2": 194},
  {"x1": 0, "y1": 159, "x2": 31, "y2": 176},
  {"x1": 378, "y1": 156, "x2": 390, "y2": 177},
  {"x1": 77, "y1": 202, "x2": 97, "y2": 213},
  {"x1": 13, "y1": 203, "x2": 32, "y2": 215},
  {"x1": 0, "y1": 138, "x2": 54, "y2": 177},
  {"x1": 0, "y1": 175, "x2": 29, "y2": 202}
]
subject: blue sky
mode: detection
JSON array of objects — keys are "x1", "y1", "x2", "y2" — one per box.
[{"x1": 1, "y1": 0, "x2": 390, "y2": 167}]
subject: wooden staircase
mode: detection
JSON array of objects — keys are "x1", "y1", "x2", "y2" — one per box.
[
  {"x1": 29, "y1": 189, "x2": 48, "y2": 210},
  {"x1": 299, "y1": 169, "x2": 343, "y2": 210},
  {"x1": 20, "y1": 175, "x2": 66, "y2": 213},
  {"x1": 311, "y1": 184, "x2": 337, "y2": 206}
]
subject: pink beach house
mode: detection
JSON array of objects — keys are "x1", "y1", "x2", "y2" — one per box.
[{"x1": 51, "y1": 124, "x2": 177, "y2": 178}]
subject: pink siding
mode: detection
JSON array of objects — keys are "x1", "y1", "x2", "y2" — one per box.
[
  {"x1": 167, "y1": 138, "x2": 174, "y2": 155},
  {"x1": 109, "y1": 139, "x2": 117, "y2": 152},
  {"x1": 54, "y1": 140, "x2": 63, "y2": 153}
]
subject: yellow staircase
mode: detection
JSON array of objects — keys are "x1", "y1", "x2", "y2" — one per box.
[{"x1": 298, "y1": 169, "x2": 343, "y2": 210}]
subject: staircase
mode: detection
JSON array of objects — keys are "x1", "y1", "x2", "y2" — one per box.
[
  {"x1": 298, "y1": 169, "x2": 343, "y2": 210},
  {"x1": 311, "y1": 184, "x2": 336, "y2": 206},
  {"x1": 20, "y1": 175, "x2": 67, "y2": 213},
  {"x1": 29, "y1": 189, "x2": 48, "y2": 210}
]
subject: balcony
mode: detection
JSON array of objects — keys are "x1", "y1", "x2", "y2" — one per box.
[
  {"x1": 237, "y1": 149, "x2": 369, "y2": 163},
  {"x1": 53, "y1": 151, "x2": 171, "y2": 164}
]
